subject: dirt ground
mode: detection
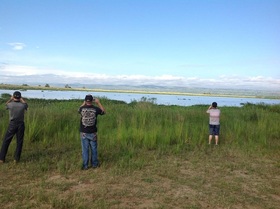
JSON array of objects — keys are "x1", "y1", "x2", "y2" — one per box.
[{"x1": 1, "y1": 152, "x2": 279, "y2": 209}]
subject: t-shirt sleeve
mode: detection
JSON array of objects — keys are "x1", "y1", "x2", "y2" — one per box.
[{"x1": 97, "y1": 107, "x2": 105, "y2": 115}]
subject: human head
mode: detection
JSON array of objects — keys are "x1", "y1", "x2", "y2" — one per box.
[
  {"x1": 212, "y1": 102, "x2": 217, "y2": 108},
  {"x1": 13, "y1": 91, "x2": 21, "y2": 100},
  {"x1": 85, "y1": 94, "x2": 93, "y2": 102}
]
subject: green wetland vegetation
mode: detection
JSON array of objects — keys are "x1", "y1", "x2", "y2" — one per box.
[{"x1": 0, "y1": 93, "x2": 279, "y2": 209}]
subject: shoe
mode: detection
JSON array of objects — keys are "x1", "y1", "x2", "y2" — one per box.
[
  {"x1": 92, "y1": 163, "x2": 100, "y2": 169},
  {"x1": 82, "y1": 166, "x2": 88, "y2": 170},
  {"x1": 14, "y1": 160, "x2": 19, "y2": 164},
  {"x1": 0, "y1": 160, "x2": 4, "y2": 164}
]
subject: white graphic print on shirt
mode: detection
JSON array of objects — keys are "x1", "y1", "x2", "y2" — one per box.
[{"x1": 81, "y1": 108, "x2": 96, "y2": 127}]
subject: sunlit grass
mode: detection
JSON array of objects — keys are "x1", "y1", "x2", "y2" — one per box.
[
  {"x1": 1, "y1": 97, "x2": 279, "y2": 158},
  {"x1": 0, "y1": 95, "x2": 279, "y2": 208}
]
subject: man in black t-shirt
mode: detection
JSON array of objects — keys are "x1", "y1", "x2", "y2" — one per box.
[
  {"x1": 0, "y1": 91, "x2": 28, "y2": 163},
  {"x1": 78, "y1": 94, "x2": 105, "y2": 170}
]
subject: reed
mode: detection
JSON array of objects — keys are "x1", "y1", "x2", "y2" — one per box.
[
  {"x1": 0, "y1": 96, "x2": 279, "y2": 208},
  {"x1": 1, "y1": 97, "x2": 279, "y2": 155}
]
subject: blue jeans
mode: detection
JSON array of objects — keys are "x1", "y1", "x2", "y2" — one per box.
[{"x1": 80, "y1": 132, "x2": 99, "y2": 169}]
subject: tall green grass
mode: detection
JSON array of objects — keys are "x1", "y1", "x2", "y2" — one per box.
[
  {"x1": 0, "y1": 95, "x2": 280, "y2": 209},
  {"x1": 0, "y1": 96, "x2": 279, "y2": 171}
]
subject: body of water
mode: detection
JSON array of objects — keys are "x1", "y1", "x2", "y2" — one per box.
[{"x1": 1, "y1": 89, "x2": 280, "y2": 107}]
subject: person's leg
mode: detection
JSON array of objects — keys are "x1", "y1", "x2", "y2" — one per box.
[
  {"x1": 209, "y1": 135, "x2": 213, "y2": 144},
  {"x1": 14, "y1": 123, "x2": 25, "y2": 162},
  {"x1": 214, "y1": 125, "x2": 220, "y2": 145},
  {"x1": 80, "y1": 133, "x2": 90, "y2": 170},
  {"x1": 209, "y1": 125, "x2": 214, "y2": 144},
  {"x1": 89, "y1": 133, "x2": 99, "y2": 168},
  {"x1": 215, "y1": 135, "x2": 219, "y2": 145},
  {"x1": 0, "y1": 123, "x2": 17, "y2": 162}
]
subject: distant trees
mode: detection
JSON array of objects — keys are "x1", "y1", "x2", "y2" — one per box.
[
  {"x1": 45, "y1": 84, "x2": 50, "y2": 87},
  {"x1": 65, "y1": 84, "x2": 71, "y2": 88}
]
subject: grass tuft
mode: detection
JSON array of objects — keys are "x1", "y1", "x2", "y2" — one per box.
[{"x1": 0, "y1": 98, "x2": 279, "y2": 208}]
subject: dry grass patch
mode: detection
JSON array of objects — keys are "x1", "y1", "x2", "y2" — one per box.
[{"x1": 1, "y1": 148, "x2": 279, "y2": 209}]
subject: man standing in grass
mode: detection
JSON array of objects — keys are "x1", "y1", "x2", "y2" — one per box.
[
  {"x1": 206, "y1": 102, "x2": 221, "y2": 145},
  {"x1": 78, "y1": 94, "x2": 105, "y2": 170},
  {"x1": 0, "y1": 91, "x2": 28, "y2": 163}
]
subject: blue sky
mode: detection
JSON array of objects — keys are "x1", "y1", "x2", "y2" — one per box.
[{"x1": 0, "y1": 0, "x2": 280, "y2": 90}]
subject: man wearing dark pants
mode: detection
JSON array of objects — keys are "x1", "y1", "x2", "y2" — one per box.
[
  {"x1": 0, "y1": 91, "x2": 28, "y2": 163},
  {"x1": 78, "y1": 94, "x2": 105, "y2": 170}
]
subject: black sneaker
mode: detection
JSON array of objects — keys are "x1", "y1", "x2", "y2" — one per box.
[
  {"x1": 82, "y1": 166, "x2": 88, "y2": 170},
  {"x1": 92, "y1": 163, "x2": 100, "y2": 169}
]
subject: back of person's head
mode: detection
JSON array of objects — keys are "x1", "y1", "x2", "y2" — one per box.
[
  {"x1": 212, "y1": 102, "x2": 217, "y2": 108},
  {"x1": 85, "y1": 94, "x2": 93, "y2": 102},
  {"x1": 13, "y1": 91, "x2": 21, "y2": 99}
]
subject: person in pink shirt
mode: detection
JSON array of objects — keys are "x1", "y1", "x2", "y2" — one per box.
[{"x1": 206, "y1": 102, "x2": 221, "y2": 145}]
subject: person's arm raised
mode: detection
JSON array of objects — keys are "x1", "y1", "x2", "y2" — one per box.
[{"x1": 94, "y1": 99, "x2": 105, "y2": 113}]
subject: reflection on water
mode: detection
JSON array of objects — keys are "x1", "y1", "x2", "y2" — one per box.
[{"x1": 1, "y1": 89, "x2": 280, "y2": 107}]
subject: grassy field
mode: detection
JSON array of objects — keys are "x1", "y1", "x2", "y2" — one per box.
[{"x1": 0, "y1": 94, "x2": 279, "y2": 209}]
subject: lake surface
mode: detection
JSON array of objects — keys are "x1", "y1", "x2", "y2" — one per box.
[{"x1": 1, "y1": 89, "x2": 280, "y2": 107}]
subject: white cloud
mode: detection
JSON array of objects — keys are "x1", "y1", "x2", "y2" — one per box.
[
  {"x1": 8, "y1": 43, "x2": 26, "y2": 50},
  {"x1": 0, "y1": 64, "x2": 69, "y2": 76},
  {"x1": 0, "y1": 64, "x2": 279, "y2": 90}
]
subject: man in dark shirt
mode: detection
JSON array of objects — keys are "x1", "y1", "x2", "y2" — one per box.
[
  {"x1": 78, "y1": 94, "x2": 105, "y2": 170},
  {"x1": 0, "y1": 91, "x2": 28, "y2": 163}
]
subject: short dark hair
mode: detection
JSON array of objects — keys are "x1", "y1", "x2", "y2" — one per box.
[
  {"x1": 212, "y1": 102, "x2": 217, "y2": 108},
  {"x1": 13, "y1": 91, "x2": 21, "y2": 99}
]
